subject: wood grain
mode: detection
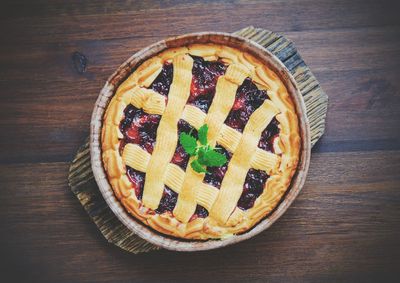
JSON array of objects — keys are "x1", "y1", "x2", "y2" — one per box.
[{"x1": 0, "y1": 0, "x2": 399, "y2": 282}]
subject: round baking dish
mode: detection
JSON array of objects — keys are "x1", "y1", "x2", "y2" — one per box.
[{"x1": 90, "y1": 32, "x2": 310, "y2": 251}]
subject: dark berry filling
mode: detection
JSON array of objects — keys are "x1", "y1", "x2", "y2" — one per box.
[
  {"x1": 171, "y1": 120, "x2": 198, "y2": 170},
  {"x1": 195, "y1": 205, "x2": 209, "y2": 218},
  {"x1": 258, "y1": 117, "x2": 280, "y2": 153},
  {"x1": 119, "y1": 105, "x2": 161, "y2": 154},
  {"x1": 188, "y1": 56, "x2": 227, "y2": 113},
  {"x1": 237, "y1": 169, "x2": 269, "y2": 210},
  {"x1": 225, "y1": 78, "x2": 269, "y2": 132},
  {"x1": 149, "y1": 62, "x2": 173, "y2": 97},
  {"x1": 155, "y1": 186, "x2": 178, "y2": 214},
  {"x1": 203, "y1": 146, "x2": 232, "y2": 189},
  {"x1": 126, "y1": 166, "x2": 145, "y2": 200},
  {"x1": 190, "y1": 205, "x2": 209, "y2": 221}
]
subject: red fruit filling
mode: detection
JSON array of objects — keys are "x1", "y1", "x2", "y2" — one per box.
[
  {"x1": 258, "y1": 117, "x2": 280, "y2": 153},
  {"x1": 126, "y1": 166, "x2": 145, "y2": 200},
  {"x1": 188, "y1": 56, "x2": 227, "y2": 113},
  {"x1": 119, "y1": 105, "x2": 161, "y2": 154},
  {"x1": 155, "y1": 186, "x2": 178, "y2": 214},
  {"x1": 237, "y1": 169, "x2": 269, "y2": 210},
  {"x1": 149, "y1": 62, "x2": 173, "y2": 97},
  {"x1": 225, "y1": 78, "x2": 269, "y2": 132},
  {"x1": 190, "y1": 205, "x2": 209, "y2": 221}
]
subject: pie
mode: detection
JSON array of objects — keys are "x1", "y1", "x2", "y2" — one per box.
[{"x1": 101, "y1": 43, "x2": 301, "y2": 240}]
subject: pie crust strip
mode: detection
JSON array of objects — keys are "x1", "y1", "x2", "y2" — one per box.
[
  {"x1": 142, "y1": 55, "x2": 194, "y2": 210},
  {"x1": 173, "y1": 63, "x2": 250, "y2": 223},
  {"x1": 209, "y1": 100, "x2": 280, "y2": 224}
]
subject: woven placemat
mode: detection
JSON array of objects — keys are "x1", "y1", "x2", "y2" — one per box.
[{"x1": 68, "y1": 26, "x2": 328, "y2": 254}]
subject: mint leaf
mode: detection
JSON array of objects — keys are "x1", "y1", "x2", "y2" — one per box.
[
  {"x1": 198, "y1": 124, "x2": 208, "y2": 145},
  {"x1": 191, "y1": 159, "x2": 207, "y2": 173},
  {"x1": 197, "y1": 147, "x2": 207, "y2": 165},
  {"x1": 179, "y1": 132, "x2": 197, "y2": 156},
  {"x1": 203, "y1": 150, "x2": 227, "y2": 167},
  {"x1": 180, "y1": 123, "x2": 227, "y2": 172}
]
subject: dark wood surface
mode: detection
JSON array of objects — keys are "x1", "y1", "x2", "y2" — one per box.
[{"x1": 1, "y1": 0, "x2": 399, "y2": 282}]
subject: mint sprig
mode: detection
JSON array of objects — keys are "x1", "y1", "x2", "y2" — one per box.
[
  {"x1": 179, "y1": 124, "x2": 227, "y2": 174},
  {"x1": 198, "y1": 124, "x2": 208, "y2": 145},
  {"x1": 179, "y1": 132, "x2": 197, "y2": 156},
  {"x1": 190, "y1": 159, "x2": 208, "y2": 173}
]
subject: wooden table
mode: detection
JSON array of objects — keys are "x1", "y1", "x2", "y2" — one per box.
[{"x1": 1, "y1": 0, "x2": 399, "y2": 282}]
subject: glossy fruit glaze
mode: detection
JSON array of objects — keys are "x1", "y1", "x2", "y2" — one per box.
[
  {"x1": 188, "y1": 56, "x2": 227, "y2": 113},
  {"x1": 119, "y1": 105, "x2": 161, "y2": 154},
  {"x1": 149, "y1": 62, "x2": 173, "y2": 97},
  {"x1": 155, "y1": 186, "x2": 178, "y2": 214},
  {"x1": 237, "y1": 168, "x2": 269, "y2": 210},
  {"x1": 126, "y1": 166, "x2": 145, "y2": 200},
  {"x1": 258, "y1": 117, "x2": 280, "y2": 153},
  {"x1": 225, "y1": 78, "x2": 269, "y2": 132}
]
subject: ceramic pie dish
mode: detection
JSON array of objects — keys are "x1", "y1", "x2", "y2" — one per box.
[{"x1": 90, "y1": 32, "x2": 310, "y2": 251}]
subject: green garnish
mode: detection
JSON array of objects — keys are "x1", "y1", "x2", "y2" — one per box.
[
  {"x1": 179, "y1": 131, "x2": 197, "y2": 156},
  {"x1": 198, "y1": 123, "x2": 208, "y2": 145},
  {"x1": 179, "y1": 124, "x2": 227, "y2": 174},
  {"x1": 190, "y1": 159, "x2": 208, "y2": 173}
]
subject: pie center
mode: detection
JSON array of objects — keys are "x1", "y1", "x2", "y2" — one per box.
[{"x1": 118, "y1": 57, "x2": 281, "y2": 220}]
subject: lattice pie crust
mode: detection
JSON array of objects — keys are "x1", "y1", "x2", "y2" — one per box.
[{"x1": 102, "y1": 44, "x2": 300, "y2": 239}]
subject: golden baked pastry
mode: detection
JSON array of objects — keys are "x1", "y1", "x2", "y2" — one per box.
[{"x1": 101, "y1": 44, "x2": 301, "y2": 240}]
